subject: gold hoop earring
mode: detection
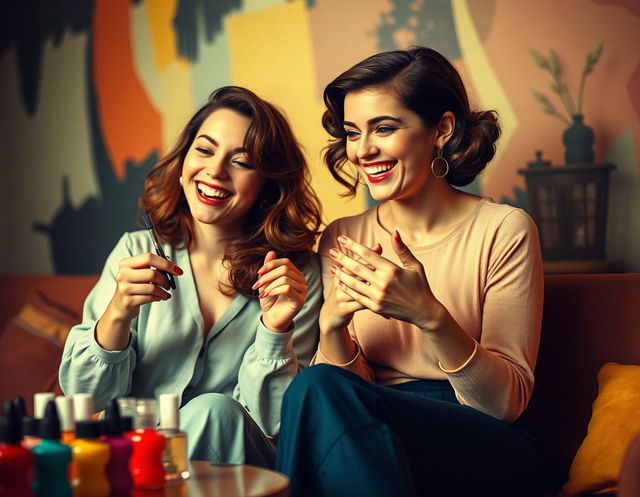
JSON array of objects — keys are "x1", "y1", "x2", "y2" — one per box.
[{"x1": 430, "y1": 147, "x2": 449, "y2": 179}]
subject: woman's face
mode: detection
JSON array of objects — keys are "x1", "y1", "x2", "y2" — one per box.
[
  {"x1": 343, "y1": 88, "x2": 437, "y2": 202},
  {"x1": 181, "y1": 108, "x2": 264, "y2": 231}
]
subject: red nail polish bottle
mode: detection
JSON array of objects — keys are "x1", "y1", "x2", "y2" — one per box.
[
  {"x1": 125, "y1": 399, "x2": 166, "y2": 489},
  {"x1": 0, "y1": 401, "x2": 35, "y2": 497}
]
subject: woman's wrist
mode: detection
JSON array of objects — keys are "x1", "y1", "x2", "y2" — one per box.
[
  {"x1": 261, "y1": 316, "x2": 293, "y2": 333},
  {"x1": 416, "y1": 301, "x2": 449, "y2": 333}
]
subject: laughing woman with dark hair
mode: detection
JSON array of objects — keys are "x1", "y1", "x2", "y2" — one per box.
[
  {"x1": 276, "y1": 48, "x2": 545, "y2": 496},
  {"x1": 60, "y1": 86, "x2": 323, "y2": 466}
]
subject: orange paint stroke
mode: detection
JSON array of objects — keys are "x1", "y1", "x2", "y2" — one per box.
[{"x1": 93, "y1": 0, "x2": 162, "y2": 180}]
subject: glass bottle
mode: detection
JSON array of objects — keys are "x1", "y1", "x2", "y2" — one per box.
[{"x1": 158, "y1": 393, "x2": 190, "y2": 480}]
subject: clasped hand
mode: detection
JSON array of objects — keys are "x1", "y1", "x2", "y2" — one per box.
[
  {"x1": 326, "y1": 232, "x2": 445, "y2": 332},
  {"x1": 252, "y1": 251, "x2": 307, "y2": 333}
]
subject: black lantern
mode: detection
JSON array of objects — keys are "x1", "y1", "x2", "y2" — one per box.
[{"x1": 518, "y1": 152, "x2": 615, "y2": 260}]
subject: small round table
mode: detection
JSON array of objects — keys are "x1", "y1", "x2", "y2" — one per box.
[{"x1": 132, "y1": 461, "x2": 290, "y2": 497}]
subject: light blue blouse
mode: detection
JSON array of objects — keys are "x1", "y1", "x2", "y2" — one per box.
[{"x1": 59, "y1": 231, "x2": 322, "y2": 436}]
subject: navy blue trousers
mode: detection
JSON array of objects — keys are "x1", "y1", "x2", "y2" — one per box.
[{"x1": 276, "y1": 364, "x2": 545, "y2": 497}]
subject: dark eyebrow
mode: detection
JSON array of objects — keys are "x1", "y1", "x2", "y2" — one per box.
[
  {"x1": 343, "y1": 115, "x2": 404, "y2": 128},
  {"x1": 196, "y1": 134, "x2": 247, "y2": 153}
]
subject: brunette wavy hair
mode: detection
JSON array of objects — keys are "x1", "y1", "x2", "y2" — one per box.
[
  {"x1": 322, "y1": 46, "x2": 501, "y2": 196},
  {"x1": 141, "y1": 86, "x2": 322, "y2": 298}
]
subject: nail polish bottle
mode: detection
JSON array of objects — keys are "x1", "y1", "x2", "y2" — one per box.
[
  {"x1": 54, "y1": 396, "x2": 75, "y2": 444},
  {"x1": 158, "y1": 393, "x2": 189, "y2": 480},
  {"x1": 0, "y1": 401, "x2": 34, "y2": 497},
  {"x1": 21, "y1": 416, "x2": 41, "y2": 449},
  {"x1": 100, "y1": 399, "x2": 133, "y2": 496},
  {"x1": 70, "y1": 420, "x2": 110, "y2": 497},
  {"x1": 33, "y1": 393, "x2": 54, "y2": 420},
  {"x1": 125, "y1": 398, "x2": 166, "y2": 489},
  {"x1": 72, "y1": 393, "x2": 94, "y2": 422},
  {"x1": 32, "y1": 401, "x2": 72, "y2": 497}
]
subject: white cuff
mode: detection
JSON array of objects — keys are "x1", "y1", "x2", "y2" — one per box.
[
  {"x1": 316, "y1": 341, "x2": 360, "y2": 366},
  {"x1": 438, "y1": 340, "x2": 478, "y2": 374}
]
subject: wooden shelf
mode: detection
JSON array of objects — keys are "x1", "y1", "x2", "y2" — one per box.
[{"x1": 543, "y1": 259, "x2": 624, "y2": 274}]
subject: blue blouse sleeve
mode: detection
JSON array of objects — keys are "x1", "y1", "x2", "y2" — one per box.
[
  {"x1": 234, "y1": 253, "x2": 322, "y2": 436},
  {"x1": 58, "y1": 233, "x2": 138, "y2": 410}
]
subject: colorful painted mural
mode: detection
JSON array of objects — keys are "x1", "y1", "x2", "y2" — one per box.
[{"x1": 1, "y1": 0, "x2": 639, "y2": 274}]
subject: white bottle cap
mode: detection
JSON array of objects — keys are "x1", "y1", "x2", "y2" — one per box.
[
  {"x1": 159, "y1": 393, "x2": 180, "y2": 430},
  {"x1": 55, "y1": 396, "x2": 75, "y2": 432},
  {"x1": 34, "y1": 392, "x2": 54, "y2": 419},
  {"x1": 73, "y1": 393, "x2": 94, "y2": 421}
]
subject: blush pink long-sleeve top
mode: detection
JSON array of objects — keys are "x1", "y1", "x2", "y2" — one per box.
[{"x1": 313, "y1": 197, "x2": 544, "y2": 422}]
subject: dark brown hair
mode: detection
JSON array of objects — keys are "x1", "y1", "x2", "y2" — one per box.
[
  {"x1": 322, "y1": 46, "x2": 501, "y2": 196},
  {"x1": 141, "y1": 86, "x2": 322, "y2": 298}
]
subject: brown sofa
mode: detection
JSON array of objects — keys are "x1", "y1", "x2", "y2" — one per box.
[{"x1": 1, "y1": 272, "x2": 639, "y2": 495}]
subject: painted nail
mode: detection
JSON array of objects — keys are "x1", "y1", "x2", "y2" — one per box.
[
  {"x1": 259, "y1": 291, "x2": 265, "y2": 299},
  {"x1": 337, "y1": 235, "x2": 349, "y2": 245},
  {"x1": 393, "y1": 231, "x2": 401, "y2": 242},
  {"x1": 329, "y1": 248, "x2": 339, "y2": 258},
  {"x1": 252, "y1": 281, "x2": 260, "y2": 290},
  {"x1": 330, "y1": 265, "x2": 337, "y2": 275},
  {"x1": 174, "y1": 265, "x2": 183, "y2": 275}
]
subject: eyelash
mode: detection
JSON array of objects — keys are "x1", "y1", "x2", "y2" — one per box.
[
  {"x1": 344, "y1": 126, "x2": 397, "y2": 139},
  {"x1": 195, "y1": 147, "x2": 253, "y2": 169}
]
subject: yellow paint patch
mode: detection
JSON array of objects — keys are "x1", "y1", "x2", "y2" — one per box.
[
  {"x1": 158, "y1": 61, "x2": 194, "y2": 151},
  {"x1": 227, "y1": 0, "x2": 365, "y2": 226},
  {"x1": 145, "y1": 0, "x2": 185, "y2": 72},
  {"x1": 451, "y1": 0, "x2": 518, "y2": 184}
]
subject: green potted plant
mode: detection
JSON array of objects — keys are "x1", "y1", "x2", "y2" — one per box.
[{"x1": 529, "y1": 41, "x2": 604, "y2": 164}]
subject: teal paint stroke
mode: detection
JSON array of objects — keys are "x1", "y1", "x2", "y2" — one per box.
[
  {"x1": 33, "y1": 37, "x2": 157, "y2": 274},
  {"x1": 0, "y1": 0, "x2": 94, "y2": 115},
  {"x1": 604, "y1": 126, "x2": 640, "y2": 272},
  {"x1": 377, "y1": 0, "x2": 461, "y2": 59},
  {"x1": 190, "y1": 12, "x2": 233, "y2": 107},
  {"x1": 173, "y1": 0, "x2": 242, "y2": 62}
]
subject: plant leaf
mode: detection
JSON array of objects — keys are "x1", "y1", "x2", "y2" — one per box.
[
  {"x1": 549, "y1": 81, "x2": 562, "y2": 94},
  {"x1": 528, "y1": 48, "x2": 548, "y2": 69},
  {"x1": 531, "y1": 89, "x2": 550, "y2": 104},
  {"x1": 549, "y1": 49, "x2": 559, "y2": 77}
]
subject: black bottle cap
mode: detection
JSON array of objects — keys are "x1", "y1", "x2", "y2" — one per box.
[
  {"x1": 13, "y1": 397, "x2": 27, "y2": 419},
  {"x1": 103, "y1": 399, "x2": 123, "y2": 436},
  {"x1": 75, "y1": 420, "x2": 101, "y2": 439},
  {"x1": 0, "y1": 401, "x2": 21, "y2": 443},
  {"x1": 22, "y1": 417, "x2": 39, "y2": 437},
  {"x1": 120, "y1": 416, "x2": 133, "y2": 432},
  {"x1": 39, "y1": 401, "x2": 62, "y2": 440}
]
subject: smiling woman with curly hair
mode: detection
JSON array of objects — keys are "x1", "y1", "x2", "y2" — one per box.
[{"x1": 60, "y1": 86, "x2": 323, "y2": 467}]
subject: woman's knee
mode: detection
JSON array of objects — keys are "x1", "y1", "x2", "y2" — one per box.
[
  {"x1": 181, "y1": 393, "x2": 248, "y2": 427},
  {"x1": 284, "y1": 364, "x2": 357, "y2": 407}
]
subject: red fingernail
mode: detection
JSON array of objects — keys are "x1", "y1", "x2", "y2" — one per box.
[
  {"x1": 329, "y1": 248, "x2": 339, "y2": 258},
  {"x1": 252, "y1": 282, "x2": 259, "y2": 290},
  {"x1": 259, "y1": 291, "x2": 265, "y2": 299},
  {"x1": 337, "y1": 235, "x2": 348, "y2": 245},
  {"x1": 393, "y1": 231, "x2": 401, "y2": 242},
  {"x1": 174, "y1": 265, "x2": 183, "y2": 275},
  {"x1": 330, "y1": 265, "x2": 337, "y2": 274}
]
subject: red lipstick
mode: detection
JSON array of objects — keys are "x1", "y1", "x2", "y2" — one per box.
[
  {"x1": 195, "y1": 181, "x2": 232, "y2": 206},
  {"x1": 362, "y1": 162, "x2": 397, "y2": 184}
]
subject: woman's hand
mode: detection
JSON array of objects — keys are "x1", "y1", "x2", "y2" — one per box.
[
  {"x1": 320, "y1": 243, "x2": 383, "y2": 334},
  {"x1": 109, "y1": 253, "x2": 182, "y2": 323},
  {"x1": 329, "y1": 232, "x2": 446, "y2": 332},
  {"x1": 253, "y1": 251, "x2": 307, "y2": 333},
  {"x1": 97, "y1": 253, "x2": 182, "y2": 351}
]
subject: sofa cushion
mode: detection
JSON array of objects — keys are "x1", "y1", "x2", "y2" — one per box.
[
  {"x1": 0, "y1": 291, "x2": 79, "y2": 414},
  {"x1": 560, "y1": 363, "x2": 640, "y2": 497}
]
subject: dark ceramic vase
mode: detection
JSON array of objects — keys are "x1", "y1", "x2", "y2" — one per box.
[{"x1": 563, "y1": 114, "x2": 595, "y2": 164}]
